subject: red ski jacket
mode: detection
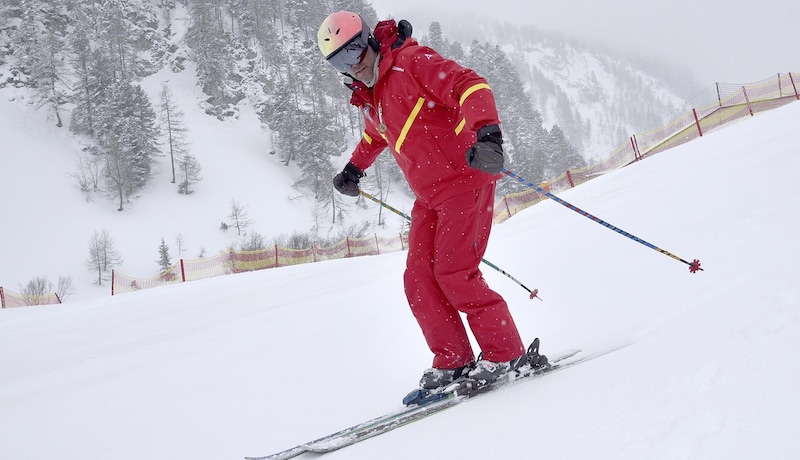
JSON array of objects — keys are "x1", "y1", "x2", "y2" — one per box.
[{"x1": 347, "y1": 20, "x2": 502, "y2": 208}]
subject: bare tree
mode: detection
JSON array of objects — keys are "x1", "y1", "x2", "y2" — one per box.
[
  {"x1": 159, "y1": 83, "x2": 190, "y2": 184},
  {"x1": 174, "y1": 233, "x2": 186, "y2": 256},
  {"x1": 177, "y1": 152, "x2": 202, "y2": 195},
  {"x1": 19, "y1": 276, "x2": 53, "y2": 305},
  {"x1": 19, "y1": 275, "x2": 75, "y2": 303},
  {"x1": 103, "y1": 136, "x2": 133, "y2": 212},
  {"x1": 240, "y1": 231, "x2": 266, "y2": 251},
  {"x1": 227, "y1": 199, "x2": 253, "y2": 236},
  {"x1": 56, "y1": 276, "x2": 75, "y2": 301},
  {"x1": 86, "y1": 229, "x2": 123, "y2": 285},
  {"x1": 70, "y1": 152, "x2": 103, "y2": 201}
]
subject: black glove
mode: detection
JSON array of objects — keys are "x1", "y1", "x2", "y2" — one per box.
[
  {"x1": 465, "y1": 124, "x2": 504, "y2": 174},
  {"x1": 333, "y1": 162, "x2": 365, "y2": 197}
]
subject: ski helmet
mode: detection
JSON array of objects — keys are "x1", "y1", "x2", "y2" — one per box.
[{"x1": 317, "y1": 11, "x2": 373, "y2": 73}]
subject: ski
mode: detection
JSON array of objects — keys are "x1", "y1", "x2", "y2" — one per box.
[
  {"x1": 246, "y1": 340, "x2": 626, "y2": 460},
  {"x1": 244, "y1": 396, "x2": 461, "y2": 460}
]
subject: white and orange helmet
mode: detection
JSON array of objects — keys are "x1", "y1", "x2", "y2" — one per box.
[{"x1": 317, "y1": 11, "x2": 374, "y2": 73}]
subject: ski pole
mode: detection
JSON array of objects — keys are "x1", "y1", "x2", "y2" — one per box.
[
  {"x1": 501, "y1": 168, "x2": 703, "y2": 273},
  {"x1": 359, "y1": 190, "x2": 542, "y2": 300}
]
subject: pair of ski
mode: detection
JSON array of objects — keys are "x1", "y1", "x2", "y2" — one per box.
[{"x1": 247, "y1": 339, "x2": 621, "y2": 460}]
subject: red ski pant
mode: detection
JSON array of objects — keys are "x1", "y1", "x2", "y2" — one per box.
[{"x1": 404, "y1": 182, "x2": 525, "y2": 369}]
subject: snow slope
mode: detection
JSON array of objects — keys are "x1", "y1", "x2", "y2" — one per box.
[
  {"x1": 0, "y1": 65, "x2": 408, "y2": 301},
  {"x1": 1, "y1": 101, "x2": 799, "y2": 459}
]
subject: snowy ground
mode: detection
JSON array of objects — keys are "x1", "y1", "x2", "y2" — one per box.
[{"x1": 2, "y1": 100, "x2": 799, "y2": 458}]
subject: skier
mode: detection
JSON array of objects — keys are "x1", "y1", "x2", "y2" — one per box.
[{"x1": 317, "y1": 11, "x2": 530, "y2": 390}]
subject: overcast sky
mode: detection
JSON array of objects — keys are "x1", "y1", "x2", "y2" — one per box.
[{"x1": 367, "y1": 0, "x2": 798, "y2": 85}]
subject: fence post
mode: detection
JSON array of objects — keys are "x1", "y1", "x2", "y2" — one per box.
[
  {"x1": 0, "y1": 286, "x2": 5, "y2": 308},
  {"x1": 693, "y1": 108, "x2": 704, "y2": 137},
  {"x1": 111, "y1": 270, "x2": 115, "y2": 295},
  {"x1": 346, "y1": 237, "x2": 352, "y2": 257},
  {"x1": 742, "y1": 86, "x2": 754, "y2": 116},
  {"x1": 375, "y1": 233, "x2": 380, "y2": 255},
  {"x1": 790, "y1": 72, "x2": 799, "y2": 100},
  {"x1": 630, "y1": 135, "x2": 642, "y2": 161},
  {"x1": 274, "y1": 244, "x2": 279, "y2": 268},
  {"x1": 180, "y1": 259, "x2": 186, "y2": 282},
  {"x1": 503, "y1": 195, "x2": 511, "y2": 220},
  {"x1": 566, "y1": 170, "x2": 575, "y2": 188}
]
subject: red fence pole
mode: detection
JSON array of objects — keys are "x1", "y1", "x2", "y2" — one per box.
[
  {"x1": 742, "y1": 86, "x2": 754, "y2": 116},
  {"x1": 180, "y1": 259, "x2": 186, "y2": 282},
  {"x1": 566, "y1": 170, "x2": 575, "y2": 188},
  {"x1": 346, "y1": 237, "x2": 352, "y2": 257},
  {"x1": 0, "y1": 286, "x2": 5, "y2": 308},
  {"x1": 790, "y1": 72, "x2": 799, "y2": 100},
  {"x1": 630, "y1": 135, "x2": 642, "y2": 161},
  {"x1": 111, "y1": 270, "x2": 115, "y2": 295},
  {"x1": 693, "y1": 108, "x2": 703, "y2": 137}
]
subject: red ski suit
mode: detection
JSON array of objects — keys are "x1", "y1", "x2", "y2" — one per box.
[{"x1": 347, "y1": 20, "x2": 525, "y2": 369}]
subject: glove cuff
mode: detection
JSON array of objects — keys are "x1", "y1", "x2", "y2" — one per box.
[
  {"x1": 344, "y1": 162, "x2": 365, "y2": 178},
  {"x1": 477, "y1": 124, "x2": 503, "y2": 145}
]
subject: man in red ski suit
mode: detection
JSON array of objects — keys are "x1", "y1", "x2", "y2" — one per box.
[{"x1": 317, "y1": 11, "x2": 527, "y2": 389}]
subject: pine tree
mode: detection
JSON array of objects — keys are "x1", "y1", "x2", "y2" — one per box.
[
  {"x1": 92, "y1": 79, "x2": 159, "y2": 208},
  {"x1": 70, "y1": 49, "x2": 115, "y2": 136},
  {"x1": 123, "y1": 82, "x2": 160, "y2": 191},
  {"x1": 544, "y1": 125, "x2": 586, "y2": 179},
  {"x1": 186, "y1": 0, "x2": 234, "y2": 110},
  {"x1": 269, "y1": 77, "x2": 302, "y2": 166},
  {"x1": 468, "y1": 43, "x2": 551, "y2": 191},
  {"x1": 426, "y1": 22, "x2": 446, "y2": 52},
  {"x1": 157, "y1": 238, "x2": 173, "y2": 273}
]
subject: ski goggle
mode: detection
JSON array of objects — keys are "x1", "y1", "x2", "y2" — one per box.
[{"x1": 326, "y1": 37, "x2": 369, "y2": 73}]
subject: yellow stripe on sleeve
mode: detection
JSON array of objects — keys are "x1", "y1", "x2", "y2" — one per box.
[{"x1": 458, "y1": 83, "x2": 491, "y2": 106}]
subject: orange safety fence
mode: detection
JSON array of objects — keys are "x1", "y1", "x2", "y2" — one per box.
[
  {"x1": 111, "y1": 233, "x2": 409, "y2": 295},
  {"x1": 4, "y1": 73, "x2": 797, "y2": 303},
  {"x1": 492, "y1": 72, "x2": 799, "y2": 224},
  {"x1": 0, "y1": 286, "x2": 61, "y2": 308}
]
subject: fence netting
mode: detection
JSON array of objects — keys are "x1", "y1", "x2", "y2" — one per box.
[
  {"x1": 3, "y1": 73, "x2": 796, "y2": 304},
  {"x1": 492, "y1": 72, "x2": 798, "y2": 224},
  {"x1": 110, "y1": 234, "x2": 408, "y2": 295},
  {"x1": 0, "y1": 287, "x2": 61, "y2": 308}
]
